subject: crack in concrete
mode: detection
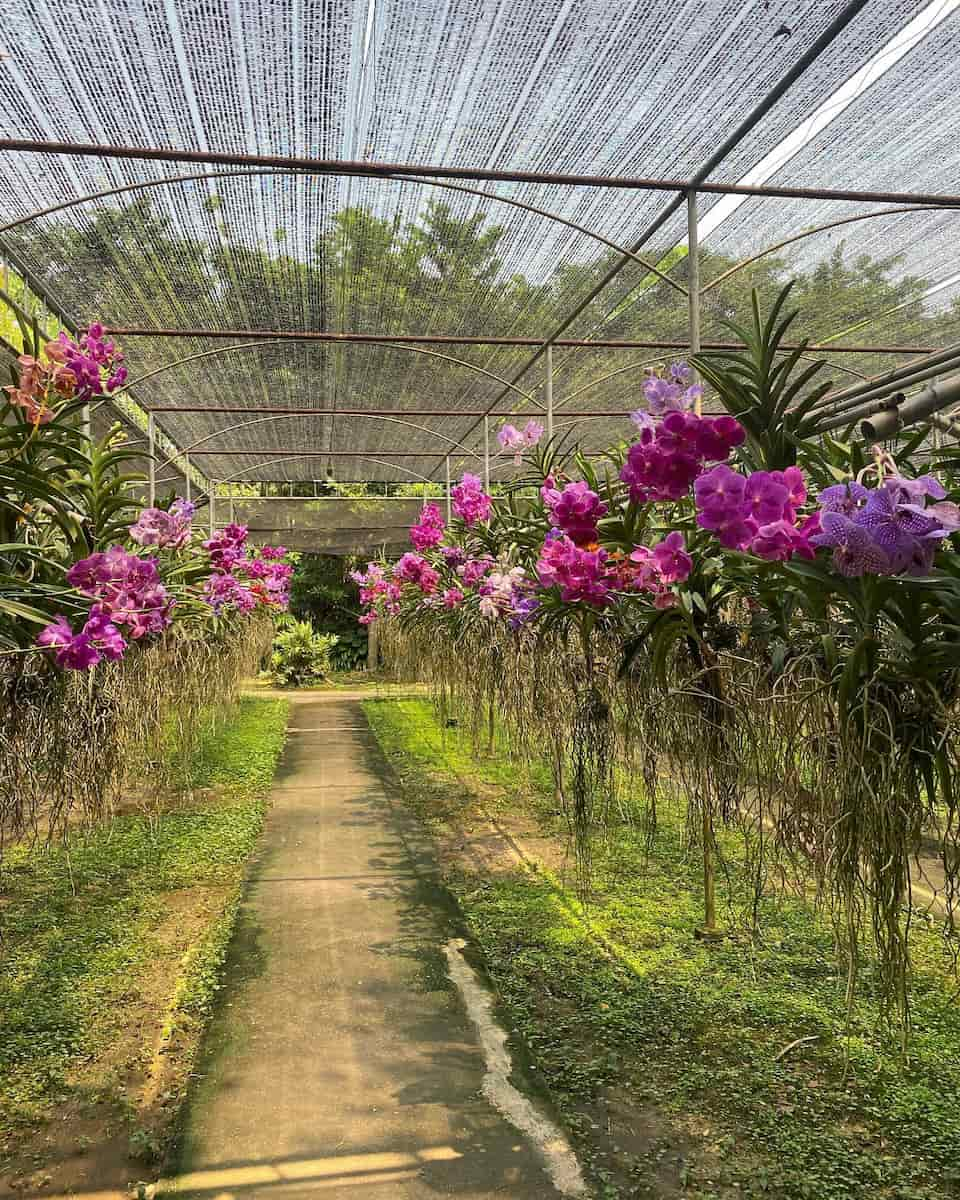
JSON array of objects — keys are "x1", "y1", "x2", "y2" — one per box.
[{"x1": 443, "y1": 938, "x2": 588, "y2": 1198}]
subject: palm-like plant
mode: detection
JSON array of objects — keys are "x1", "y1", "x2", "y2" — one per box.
[{"x1": 692, "y1": 281, "x2": 834, "y2": 472}]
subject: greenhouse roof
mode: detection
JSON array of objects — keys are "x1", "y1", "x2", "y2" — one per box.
[{"x1": 1, "y1": 0, "x2": 960, "y2": 492}]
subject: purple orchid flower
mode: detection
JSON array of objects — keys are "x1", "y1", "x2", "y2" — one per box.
[{"x1": 810, "y1": 512, "x2": 891, "y2": 577}]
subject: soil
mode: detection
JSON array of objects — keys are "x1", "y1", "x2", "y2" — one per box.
[
  {"x1": 0, "y1": 884, "x2": 234, "y2": 1200},
  {"x1": 393, "y1": 745, "x2": 752, "y2": 1198}
]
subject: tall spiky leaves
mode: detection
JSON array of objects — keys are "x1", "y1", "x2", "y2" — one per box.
[{"x1": 693, "y1": 282, "x2": 834, "y2": 472}]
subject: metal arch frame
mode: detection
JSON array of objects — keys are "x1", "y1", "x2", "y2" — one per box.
[
  {"x1": 217, "y1": 455, "x2": 437, "y2": 487},
  {"x1": 529, "y1": 208, "x2": 922, "y2": 430},
  {"x1": 0, "y1": 2, "x2": 898, "y2": 491},
  {"x1": 156, "y1": 411, "x2": 483, "y2": 474},
  {"x1": 555, "y1": 351, "x2": 870, "y2": 410},
  {"x1": 474, "y1": 343, "x2": 875, "y2": 479},
  {"x1": 701, "y1": 204, "x2": 960, "y2": 295},
  {"x1": 554, "y1": 356, "x2": 667, "y2": 408},
  {"x1": 516, "y1": 349, "x2": 869, "y2": 436},
  {"x1": 0, "y1": 166, "x2": 685, "y2": 296},
  {"x1": 543, "y1": 353, "x2": 865, "y2": 420},
  {"x1": 0, "y1": 169, "x2": 289, "y2": 235},
  {"x1": 429, "y1": 0, "x2": 876, "y2": 477},
  {"x1": 115, "y1": 341, "x2": 873, "y2": 490},
  {"x1": 507, "y1": 202, "x2": 895, "y2": 439},
  {"x1": 112, "y1": 336, "x2": 544, "y2": 410},
  {"x1": 399, "y1": 175, "x2": 687, "y2": 296},
  {"x1": 0, "y1": 162, "x2": 681, "y2": 476}
]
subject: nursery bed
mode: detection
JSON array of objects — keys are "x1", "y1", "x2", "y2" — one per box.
[
  {"x1": 366, "y1": 697, "x2": 960, "y2": 1200},
  {"x1": 0, "y1": 695, "x2": 288, "y2": 1198}
]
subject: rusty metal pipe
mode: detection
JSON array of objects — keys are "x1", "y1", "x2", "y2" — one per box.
[
  {"x1": 7, "y1": 134, "x2": 958, "y2": 207},
  {"x1": 101, "y1": 327, "x2": 927, "y2": 355}
]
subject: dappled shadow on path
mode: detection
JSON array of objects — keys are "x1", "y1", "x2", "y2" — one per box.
[{"x1": 169, "y1": 697, "x2": 566, "y2": 1199}]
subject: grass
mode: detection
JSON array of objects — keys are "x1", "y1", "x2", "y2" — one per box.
[
  {"x1": 365, "y1": 697, "x2": 960, "y2": 1200},
  {"x1": 250, "y1": 669, "x2": 426, "y2": 694},
  {"x1": 0, "y1": 695, "x2": 288, "y2": 1180}
]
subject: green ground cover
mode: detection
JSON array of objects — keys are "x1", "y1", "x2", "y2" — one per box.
[
  {"x1": 366, "y1": 697, "x2": 960, "y2": 1200},
  {"x1": 0, "y1": 695, "x2": 288, "y2": 1181}
]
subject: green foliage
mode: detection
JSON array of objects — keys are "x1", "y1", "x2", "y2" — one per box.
[
  {"x1": 182, "y1": 695, "x2": 289, "y2": 801},
  {"x1": 270, "y1": 619, "x2": 338, "y2": 686},
  {"x1": 329, "y1": 625, "x2": 368, "y2": 671},
  {"x1": 367, "y1": 697, "x2": 960, "y2": 1200},
  {"x1": 0, "y1": 696, "x2": 287, "y2": 1139},
  {"x1": 693, "y1": 282, "x2": 834, "y2": 472},
  {"x1": 290, "y1": 553, "x2": 361, "y2": 626},
  {"x1": 290, "y1": 553, "x2": 368, "y2": 668}
]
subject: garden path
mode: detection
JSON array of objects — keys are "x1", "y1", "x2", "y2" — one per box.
[{"x1": 163, "y1": 695, "x2": 581, "y2": 1199}]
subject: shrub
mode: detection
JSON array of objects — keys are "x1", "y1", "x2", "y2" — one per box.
[
  {"x1": 329, "y1": 625, "x2": 368, "y2": 671},
  {"x1": 270, "y1": 620, "x2": 338, "y2": 687}
]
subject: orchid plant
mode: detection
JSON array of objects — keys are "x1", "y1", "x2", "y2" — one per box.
[
  {"x1": 355, "y1": 282, "x2": 960, "y2": 1023},
  {"x1": 0, "y1": 320, "x2": 293, "y2": 667}
]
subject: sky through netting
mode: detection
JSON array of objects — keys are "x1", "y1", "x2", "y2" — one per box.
[{"x1": 0, "y1": 0, "x2": 958, "y2": 489}]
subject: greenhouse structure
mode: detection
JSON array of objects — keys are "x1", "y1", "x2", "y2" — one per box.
[{"x1": 3, "y1": 1, "x2": 960, "y2": 1198}]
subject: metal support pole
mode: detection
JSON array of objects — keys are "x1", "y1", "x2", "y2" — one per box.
[
  {"x1": 209, "y1": 486, "x2": 216, "y2": 535},
  {"x1": 184, "y1": 455, "x2": 191, "y2": 502},
  {"x1": 483, "y1": 416, "x2": 491, "y2": 490},
  {"x1": 229, "y1": 493, "x2": 235, "y2": 522},
  {"x1": 445, "y1": 457, "x2": 452, "y2": 522},
  {"x1": 545, "y1": 346, "x2": 554, "y2": 439},
  {"x1": 147, "y1": 413, "x2": 156, "y2": 506},
  {"x1": 367, "y1": 616, "x2": 379, "y2": 674},
  {"x1": 687, "y1": 190, "x2": 702, "y2": 413}
]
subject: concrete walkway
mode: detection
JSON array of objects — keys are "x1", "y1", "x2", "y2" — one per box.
[{"x1": 168, "y1": 695, "x2": 578, "y2": 1199}]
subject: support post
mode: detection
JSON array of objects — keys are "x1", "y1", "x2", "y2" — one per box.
[
  {"x1": 545, "y1": 345, "x2": 554, "y2": 439},
  {"x1": 209, "y1": 486, "x2": 216, "y2": 536},
  {"x1": 687, "y1": 190, "x2": 702, "y2": 414},
  {"x1": 229, "y1": 493, "x2": 235, "y2": 522},
  {"x1": 184, "y1": 455, "x2": 191, "y2": 502},
  {"x1": 445, "y1": 456, "x2": 452, "y2": 522},
  {"x1": 367, "y1": 617, "x2": 379, "y2": 673},
  {"x1": 483, "y1": 416, "x2": 490, "y2": 489},
  {"x1": 147, "y1": 413, "x2": 156, "y2": 505}
]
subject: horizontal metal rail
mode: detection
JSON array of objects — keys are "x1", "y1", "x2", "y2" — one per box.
[
  {"x1": 816, "y1": 354, "x2": 960, "y2": 423},
  {"x1": 147, "y1": 406, "x2": 633, "y2": 417},
  {"x1": 6, "y1": 137, "x2": 960, "y2": 208},
  {"x1": 813, "y1": 340, "x2": 960, "y2": 410},
  {"x1": 189, "y1": 449, "x2": 606, "y2": 458},
  {"x1": 103, "y1": 327, "x2": 927, "y2": 355},
  {"x1": 191, "y1": 450, "x2": 473, "y2": 457}
]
